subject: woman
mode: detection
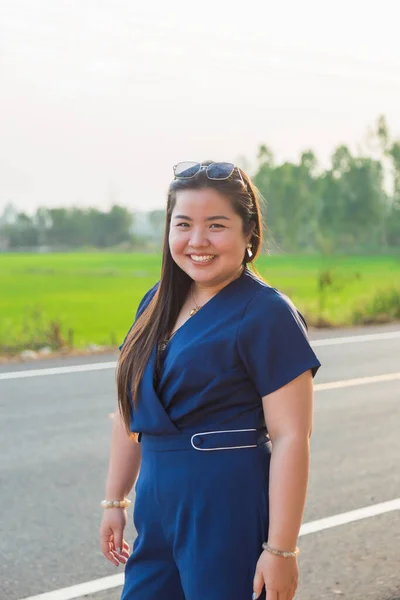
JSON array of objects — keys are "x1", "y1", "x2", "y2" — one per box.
[{"x1": 100, "y1": 160, "x2": 322, "y2": 600}]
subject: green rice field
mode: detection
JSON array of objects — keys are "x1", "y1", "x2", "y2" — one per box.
[{"x1": 1, "y1": 252, "x2": 399, "y2": 353}]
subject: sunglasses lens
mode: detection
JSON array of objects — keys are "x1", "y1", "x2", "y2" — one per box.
[
  {"x1": 174, "y1": 161, "x2": 201, "y2": 178},
  {"x1": 207, "y1": 162, "x2": 235, "y2": 179}
]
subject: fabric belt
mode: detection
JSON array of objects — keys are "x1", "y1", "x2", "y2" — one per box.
[{"x1": 139, "y1": 428, "x2": 270, "y2": 452}]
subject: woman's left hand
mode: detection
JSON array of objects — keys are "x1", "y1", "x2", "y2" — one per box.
[{"x1": 253, "y1": 550, "x2": 298, "y2": 599}]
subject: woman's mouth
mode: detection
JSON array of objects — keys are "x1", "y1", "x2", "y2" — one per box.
[{"x1": 188, "y1": 254, "x2": 216, "y2": 264}]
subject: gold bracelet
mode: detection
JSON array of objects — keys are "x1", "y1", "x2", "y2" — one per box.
[
  {"x1": 100, "y1": 497, "x2": 132, "y2": 509},
  {"x1": 262, "y1": 542, "x2": 300, "y2": 558}
]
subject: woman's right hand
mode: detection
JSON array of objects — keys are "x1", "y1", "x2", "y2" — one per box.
[{"x1": 100, "y1": 508, "x2": 131, "y2": 566}]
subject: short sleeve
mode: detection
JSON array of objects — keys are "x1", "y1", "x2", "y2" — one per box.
[
  {"x1": 118, "y1": 282, "x2": 159, "y2": 351},
  {"x1": 237, "y1": 287, "x2": 321, "y2": 397}
]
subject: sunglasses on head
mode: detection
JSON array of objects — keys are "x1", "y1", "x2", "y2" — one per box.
[{"x1": 173, "y1": 161, "x2": 245, "y2": 185}]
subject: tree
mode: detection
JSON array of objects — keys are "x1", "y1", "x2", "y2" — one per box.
[
  {"x1": 387, "y1": 141, "x2": 400, "y2": 245},
  {"x1": 105, "y1": 205, "x2": 133, "y2": 246},
  {"x1": 47, "y1": 208, "x2": 70, "y2": 246},
  {"x1": 319, "y1": 146, "x2": 383, "y2": 249},
  {"x1": 148, "y1": 210, "x2": 166, "y2": 238},
  {"x1": 254, "y1": 149, "x2": 322, "y2": 252}
]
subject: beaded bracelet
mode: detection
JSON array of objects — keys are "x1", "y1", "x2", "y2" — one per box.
[
  {"x1": 100, "y1": 498, "x2": 132, "y2": 509},
  {"x1": 262, "y1": 542, "x2": 300, "y2": 558}
]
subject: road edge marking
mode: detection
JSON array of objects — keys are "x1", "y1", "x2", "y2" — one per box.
[
  {"x1": 299, "y1": 498, "x2": 400, "y2": 535},
  {"x1": 19, "y1": 573, "x2": 124, "y2": 600},
  {"x1": 1, "y1": 330, "x2": 399, "y2": 381},
  {"x1": 311, "y1": 330, "x2": 400, "y2": 347},
  {"x1": 2, "y1": 364, "x2": 400, "y2": 393},
  {"x1": 0, "y1": 362, "x2": 117, "y2": 380},
  {"x1": 313, "y1": 371, "x2": 400, "y2": 391}
]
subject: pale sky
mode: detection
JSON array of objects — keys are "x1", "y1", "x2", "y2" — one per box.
[{"x1": 1, "y1": 0, "x2": 400, "y2": 214}]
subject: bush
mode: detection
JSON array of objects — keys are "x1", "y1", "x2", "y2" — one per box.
[
  {"x1": 0, "y1": 306, "x2": 68, "y2": 354},
  {"x1": 352, "y1": 288, "x2": 400, "y2": 324}
]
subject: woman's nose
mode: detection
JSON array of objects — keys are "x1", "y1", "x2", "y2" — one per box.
[{"x1": 189, "y1": 228, "x2": 210, "y2": 247}]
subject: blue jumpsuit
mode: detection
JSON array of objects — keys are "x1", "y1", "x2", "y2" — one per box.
[{"x1": 119, "y1": 266, "x2": 321, "y2": 600}]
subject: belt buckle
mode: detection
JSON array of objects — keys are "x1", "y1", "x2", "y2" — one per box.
[{"x1": 190, "y1": 428, "x2": 258, "y2": 451}]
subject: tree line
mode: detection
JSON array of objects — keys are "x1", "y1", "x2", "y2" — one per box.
[
  {"x1": 0, "y1": 205, "x2": 134, "y2": 249},
  {"x1": 1, "y1": 115, "x2": 399, "y2": 253},
  {"x1": 253, "y1": 115, "x2": 400, "y2": 253}
]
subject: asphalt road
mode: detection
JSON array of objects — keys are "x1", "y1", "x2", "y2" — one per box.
[{"x1": 0, "y1": 322, "x2": 399, "y2": 600}]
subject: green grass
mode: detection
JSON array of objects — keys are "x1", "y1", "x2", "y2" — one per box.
[{"x1": 1, "y1": 252, "x2": 399, "y2": 353}]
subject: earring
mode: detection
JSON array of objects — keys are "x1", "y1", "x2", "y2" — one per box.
[{"x1": 246, "y1": 243, "x2": 253, "y2": 258}]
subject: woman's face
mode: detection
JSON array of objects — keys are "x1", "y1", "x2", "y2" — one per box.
[{"x1": 169, "y1": 188, "x2": 251, "y2": 286}]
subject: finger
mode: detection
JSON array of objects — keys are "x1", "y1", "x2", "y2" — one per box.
[
  {"x1": 266, "y1": 590, "x2": 278, "y2": 600},
  {"x1": 109, "y1": 543, "x2": 127, "y2": 565},
  {"x1": 113, "y1": 536, "x2": 130, "y2": 564},
  {"x1": 101, "y1": 548, "x2": 118, "y2": 566},
  {"x1": 100, "y1": 528, "x2": 121, "y2": 566},
  {"x1": 101, "y1": 535, "x2": 122, "y2": 567},
  {"x1": 110, "y1": 542, "x2": 129, "y2": 566},
  {"x1": 121, "y1": 539, "x2": 130, "y2": 554},
  {"x1": 113, "y1": 529, "x2": 124, "y2": 556},
  {"x1": 100, "y1": 538, "x2": 117, "y2": 564},
  {"x1": 252, "y1": 569, "x2": 264, "y2": 599},
  {"x1": 110, "y1": 552, "x2": 122, "y2": 566},
  {"x1": 104, "y1": 547, "x2": 120, "y2": 567},
  {"x1": 109, "y1": 531, "x2": 126, "y2": 566},
  {"x1": 112, "y1": 551, "x2": 127, "y2": 565}
]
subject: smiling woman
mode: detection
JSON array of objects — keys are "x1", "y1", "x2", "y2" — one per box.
[
  {"x1": 118, "y1": 161, "x2": 262, "y2": 414},
  {"x1": 169, "y1": 187, "x2": 252, "y2": 287},
  {"x1": 100, "y1": 160, "x2": 322, "y2": 600}
]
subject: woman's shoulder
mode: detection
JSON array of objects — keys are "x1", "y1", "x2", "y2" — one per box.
[
  {"x1": 238, "y1": 272, "x2": 321, "y2": 395},
  {"x1": 242, "y1": 275, "x2": 308, "y2": 332},
  {"x1": 244, "y1": 270, "x2": 292, "y2": 308}
]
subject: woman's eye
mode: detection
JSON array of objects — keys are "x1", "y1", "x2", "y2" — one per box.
[{"x1": 175, "y1": 222, "x2": 225, "y2": 229}]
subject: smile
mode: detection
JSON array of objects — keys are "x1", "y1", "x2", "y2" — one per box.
[{"x1": 189, "y1": 255, "x2": 216, "y2": 263}]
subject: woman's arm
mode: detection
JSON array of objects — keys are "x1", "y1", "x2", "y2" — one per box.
[
  {"x1": 105, "y1": 408, "x2": 142, "y2": 499},
  {"x1": 100, "y1": 409, "x2": 141, "y2": 567},
  {"x1": 262, "y1": 369, "x2": 314, "y2": 550}
]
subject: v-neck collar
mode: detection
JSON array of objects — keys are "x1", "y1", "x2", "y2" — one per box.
[
  {"x1": 153, "y1": 265, "x2": 255, "y2": 396},
  {"x1": 167, "y1": 265, "x2": 250, "y2": 344}
]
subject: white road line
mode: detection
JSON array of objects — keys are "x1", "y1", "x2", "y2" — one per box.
[
  {"x1": 314, "y1": 371, "x2": 400, "y2": 391},
  {"x1": 19, "y1": 498, "x2": 400, "y2": 600},
  {"x1": 1, "y1": 329, "x2": 400, "y2": 381},
  {"x1": 0, "y1": 362, "x2": 117, "y2": 380},
  {"x1": 1, "y1": 365, "x2": 400, "y2": 391},
  {"x1": 311, "y1": 330, "x2": 400, "y2": 347},
  {"x1": 299, "y1": 498, "x2": 400, "y2": 536},
  {"x1": 19, "y1": 574, "x2": 124, "y2": 600}
]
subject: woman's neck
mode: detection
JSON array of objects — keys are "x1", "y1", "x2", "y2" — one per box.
[{"x1": 191, "y1": 264, "x2": 245, "y2": 303}]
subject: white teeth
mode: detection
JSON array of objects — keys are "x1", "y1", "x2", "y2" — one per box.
[{"x1": 190, "y1": 255, "x2": 215, "y2": 262}]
